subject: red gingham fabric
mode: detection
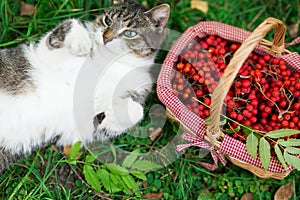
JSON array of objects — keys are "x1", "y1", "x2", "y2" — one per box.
[
  {"x1": 157, "y1": 21, "x2": 300, "y2": 173},
  {"x1": 177, "y1": 132, "x2": 227, "y2": 170}
]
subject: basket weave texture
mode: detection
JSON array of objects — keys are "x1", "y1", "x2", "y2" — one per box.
[{"x1": 157, "y1": 17, "x2": 300, "y2": 180}]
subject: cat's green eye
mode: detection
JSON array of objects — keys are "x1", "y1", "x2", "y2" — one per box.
[
  {"x1": 123, "y1": 30, "x2": 137, "y2": 38},
  {"x1": 103, "y1": 16, "x2": 113, "y2": 26}
]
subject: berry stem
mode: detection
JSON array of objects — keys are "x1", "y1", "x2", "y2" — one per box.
[
  {"x1": 192, "y1": 97, "x2": 264, "y2": 134},
  {"x1": 278, "y1": 88, "x2": 295, "y2": 118}
]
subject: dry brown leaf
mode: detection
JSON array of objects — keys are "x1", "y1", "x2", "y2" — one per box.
[
  {"x1": 241, "y1": 192, "x2": 253, "y2": 200},
  {"x1": 149, "y1": 127, "x2": 163, "y2": 141},
  {"x1": 190, "y1": 0, "x2": 208, "y2": 14},
  {"x1": 51, "y1": 145, "x2": 59, "y2": 151},
  {"x1": 63, "y1": 144, "x2": 82, "y2": 158},
  {"x1": 289, "y1": 22, "x2": 299, "y2": 38},
  {"x1": 143, "y1": 192, "x2": 164, "y2": 199},
  {"x1": 20, "y1": 2, "x2": 35, "y2": 16},
  {"x1": 274, "y1": 182, "x2": 294, "y2": 200},
  {"x1": 63, "y1": 144, "x2": 72, "y2": 157},
  {"x1": 143, "y1": 181, "x2": 148, "y2": 188}
]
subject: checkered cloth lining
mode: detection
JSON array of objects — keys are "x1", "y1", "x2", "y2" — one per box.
[{"x1": 157, "y1": 21, "x2": 300, "y2": 173}]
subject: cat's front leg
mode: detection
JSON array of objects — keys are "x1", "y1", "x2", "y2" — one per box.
[{"x1": 46, "y1": 19, "x2": 92, "y2": 56}]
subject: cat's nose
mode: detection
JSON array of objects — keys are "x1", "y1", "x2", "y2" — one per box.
[
  {"x1": 103, "y1": 35, "x2": 113, "y2": 44},
  {"x1": 103, "y1": 30, "x2": 114, "y2": 44}
]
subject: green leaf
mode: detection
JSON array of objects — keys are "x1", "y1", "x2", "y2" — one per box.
[
  {"x1": 197, "y1": 190, "x2": 213, "y2": 199},
  {"x1": 97, "y1": 168, "x2": 121, "y2": 193},
  {"x1": 242, "y1": 125, "x2": 253, "y2": 135},
  {"x1": 131, "y1": 160, "x2": 162, "y2": 172},
  {"x1": 96, "y1": 168, "x2": 110, "y2": 191},
  {"x1": 70, "y1": 141, "x2": 81, "y2": 160},
  {"x1": 277, "y1": 139, "x2": 300, "y2": 147},
  {"x1": 246, "y1": 133, "x2": 258, "y2": 158},
  {"x1": 153, "y1": 179, "x2": 162, "y2": 189},
  {"x1": 130, "y1": 170, "x2": 147, "y2": 181},
  {"x1": 265, "y1": 129, "x2": 300, "y2": 139},
  {"x1": 83, "y1": 165, "x2": 101, "y2": 192},
  {"x1": 122, "y1": 149, "x2": 140, "y2": 168},
  {"x1": 284, "y1": 151, "x2": 300, "y2": 170},
  {"x1": 121, "y1": 175, "x2": 141, "y2": 197},
  {"x1": 285, "y1": 147, "x2": 300, "y2": 155},
  {"x1": 259, "y1": 138, "x2": 271, "y2": 170},
  {"x1": 224, "y1": 126, "x2": 240, "y2": 134},
  {"x1": 274, "y1": 144, "x2": 288, "y2": 171},
  {"x1": 234, "y1": 180, "x2": 242, "y2": 187},
  {"x1": 104, "y1": 163, "x2": 129, "y2": 176},
  {"x1": 250, "y1": 185, "x2": 256, "y2": 193},
  {"x1": 85, "y1": 154, "x2": 96, "y2": 163},
  {"x1": 109, "y1": 173, "x2": 131, "y2": 194},
  {"x1": 237, "y1": 186, "x2": 244, "y2": 194}
]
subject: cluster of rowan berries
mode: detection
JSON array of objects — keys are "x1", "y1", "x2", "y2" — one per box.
[{"x1": 172, "y1": 35, "x2": 300, "y2": 142}]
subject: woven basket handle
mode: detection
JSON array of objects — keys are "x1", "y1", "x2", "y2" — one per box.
[{"x1": 207, "y1": 17, "x2": 287, "y2": 145}]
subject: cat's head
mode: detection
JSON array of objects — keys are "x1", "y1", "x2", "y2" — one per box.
[{"x1": 94, "y1": 1, "x2": 170, "y2": 57}]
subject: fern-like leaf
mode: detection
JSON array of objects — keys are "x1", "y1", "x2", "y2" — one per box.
[
  {"x1": 246, "y1": 133, "x2": 258, "y2": 158},
  {"x1": 122, "y1": 149, "x2": 140, "y2": 168},
  {"x1": 83, "y1": 165, "x2": 101, "y2": 192},
  {"x1": 285, "y1": 147, "x2": 300, "y2": 155},
  {"x1": 130, "y1": 170, "x2": 147, "y2": 181},
  {"x1": 104, "y1": 163, "x2": 129, "y2": 176},
  {"x1": 121, "y1": 175, "x2": 141, "y2": 197},
  {"x1": 265, "y1": 129, "x2": 300, "y2": 139},
  {"x1": 284, "y1": 151, "x2": 300, "y2": 170},
  {"x1": 277, "y1": 139, "x2": 300, "y2": 147},
  {"x1": 97, "y1": 168, "x2": 122, "y2": 193},
  {"x1": 274, "y1": 144, "x2": 288, "y2": 171},
  {"x1": 131, "y1": 160, "x2": 162, "y2": 172},
  {"x1": 259, "y1": 138, "x2": 271, "y2": 170}
]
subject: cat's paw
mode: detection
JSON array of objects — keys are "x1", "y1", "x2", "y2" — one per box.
[
  {"x1": 47, "y1": 19, "x2": 92, "y2": 56},
  {"x1": 64, "y1": 24, "x2": 92, "y2": 56},
  {"x1": 127, "y1": 99, "x2": 144, "y2": 125}
]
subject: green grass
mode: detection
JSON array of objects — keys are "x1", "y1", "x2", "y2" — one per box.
[{"x1": 0, "y1": 0, "x2": 300, "y2": 199}]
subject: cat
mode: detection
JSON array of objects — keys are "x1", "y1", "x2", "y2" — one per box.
[{"x1": 0, "y1": 0, "x2": 170, "y2": 172}]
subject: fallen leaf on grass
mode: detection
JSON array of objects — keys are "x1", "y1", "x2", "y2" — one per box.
[
  {"x1": 64, "y1": 145, "x2": 72, "y2": 157},
  {"x1": 274, "y1": 182, "x2": 294, "y2": 200},
  {"x1": 143, "y1": 192, "x2": 164, "y2": 199},
  {"x1": 63, "y1": 144, "x2": 82, "y2": 158},
  {"x1": 149, "y1": 127, "x2": 163, "y2": 141},
  {"x1": 51, "y1": 145, "x2": 59, "y2": 151},
  {"x1": 20, "y1": 2, "x2": 35, "y2": 16},
  {"x1": 197, "y1": 189, "x2": 213, "y2": 199},
  {"x1": 143, "y1": 181, "x2": 148, "y2": 188},
  {"x1": 241, "y1": 192, "x2": 253, "y2": 200},
  {"x1": 190, "y1": 0, "x2": 208, "y2": 14}
]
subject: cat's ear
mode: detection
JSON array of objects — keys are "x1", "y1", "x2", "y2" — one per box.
[{"x1": 146, "y1": 4, "x2": 170, "y2": 28}]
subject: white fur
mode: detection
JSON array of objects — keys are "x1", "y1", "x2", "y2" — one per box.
[{"x1": 0, "y1": 19, "x2": 154, "y2": 155}]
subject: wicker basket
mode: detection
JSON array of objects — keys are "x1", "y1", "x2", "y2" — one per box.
[{"x1": 157, "y1": 17, "x2": 300, "y2": 180}]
